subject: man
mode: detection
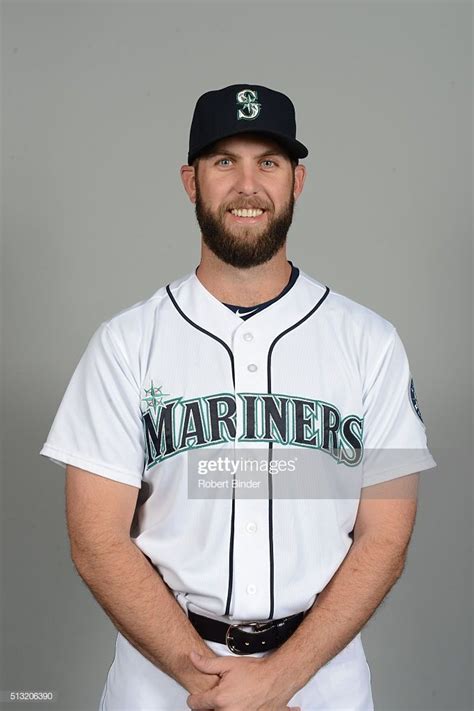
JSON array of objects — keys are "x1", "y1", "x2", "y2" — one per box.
[{"x1": 40, "y1": 84, "x2": 437, "y2": 710}]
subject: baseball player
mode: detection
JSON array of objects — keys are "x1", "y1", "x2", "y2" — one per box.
[{"x1": 40, "y1": 84, "x2": 436, "y2": 711}]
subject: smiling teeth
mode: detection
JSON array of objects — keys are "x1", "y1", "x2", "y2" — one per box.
[{"x1": 230, "y1": 209, "x2": 263, "y2": 217}]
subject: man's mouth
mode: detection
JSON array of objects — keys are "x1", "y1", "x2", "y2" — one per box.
[{"x1": 227, "y1": 208, "x2": 267, "y2": 223}]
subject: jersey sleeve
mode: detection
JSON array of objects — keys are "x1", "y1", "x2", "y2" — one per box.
[
  {"x1": 39, "y1": 321, "x2": 144, "y2": 488},
  {"x1": 361, "y1": 326, "x2": 436, "y2": 487}
]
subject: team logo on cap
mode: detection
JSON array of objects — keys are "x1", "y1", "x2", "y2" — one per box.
[
  {"x1": 409, "y1": 376, "x2": 424, "y2": 423},
  {"x1": 236, "y1": 89, "x2": 261, "y2": 120}
]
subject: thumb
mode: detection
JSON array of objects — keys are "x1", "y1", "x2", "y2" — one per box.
[{"x1": 189, "y1": 650, "x2": 230, "y2": 675}]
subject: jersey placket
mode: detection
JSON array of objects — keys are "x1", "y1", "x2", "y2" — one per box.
[{"x1": 230, "y1": 319, "x2": 273, "y2": 621}]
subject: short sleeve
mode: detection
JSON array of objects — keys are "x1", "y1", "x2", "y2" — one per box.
[
  {"x1": 361, "y1": 326, "x2": 437, "y2": 487},
  {"x1": 39, "y1": 321, "x2": 144, "y2": 488}
]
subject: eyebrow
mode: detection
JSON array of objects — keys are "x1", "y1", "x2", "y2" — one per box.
[{"x1": 205, "y1": 149, "x2": 287, "y2": 160}]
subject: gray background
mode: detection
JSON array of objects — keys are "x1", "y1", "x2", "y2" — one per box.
[{"x1": 1, "y1": 1, "x2": 472, "y2": 710}]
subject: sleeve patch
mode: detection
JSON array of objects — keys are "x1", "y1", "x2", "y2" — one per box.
[{"x1": 409, "y1": 376, "x2": 424, "y2": 423}]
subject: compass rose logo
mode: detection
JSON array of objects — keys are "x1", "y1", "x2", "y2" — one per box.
[{"x1": 141, "y1": 380, "x2": 169, "y2": 414}]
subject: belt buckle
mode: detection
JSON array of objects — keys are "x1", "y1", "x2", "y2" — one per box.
[{"x1": 225, "y1": 620, "x2": 276, "y2": 655}]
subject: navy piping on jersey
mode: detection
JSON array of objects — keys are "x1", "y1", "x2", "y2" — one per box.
[
  {"x1": 165, "y1": 285, "x2": 236, "y2": 387},
  {"x1": 165, "y1": 283, "x2": 237, "y2": 616},
  {"x1": 265, "y1": 284, "x2": 330, "y2": 620},
  {"x1": 222, "y1": 261, "x2": 300, "y2": 320},
  {"x1": 165, "y1": 279, "x2": 331, "y2": 621}
]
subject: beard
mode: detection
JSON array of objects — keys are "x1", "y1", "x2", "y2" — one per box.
[{"x1": 194, "y1": 177, "x2": 295, "y2": 269}]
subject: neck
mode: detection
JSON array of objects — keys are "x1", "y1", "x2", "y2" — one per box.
[{"x1": 196, "y1": 244, "x2": 292, "y2": 307}]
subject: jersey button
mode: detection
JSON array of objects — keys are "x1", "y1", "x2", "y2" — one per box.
[
  {"x1": 247, "y1": 363, "x2": 258, "y2": 372},
  {"x1": 243, "y1": 332, "x2": 254, "y2": 342},
  {"x1": 246, "y1": 521, "x2": 257, "y2": 533},
  {"x1": 246, "y1": 584, "x2": 257, "y2": 595}
]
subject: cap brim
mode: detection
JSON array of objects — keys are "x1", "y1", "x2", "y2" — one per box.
[{"x1": 188, "y1": 127, "x2": 308, "y2": 164}]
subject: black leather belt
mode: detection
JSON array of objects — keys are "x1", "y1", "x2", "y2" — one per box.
[{"x1": 188, "y1": 609, "x2": 308, "y2": 655}]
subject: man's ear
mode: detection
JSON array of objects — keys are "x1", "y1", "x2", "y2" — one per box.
[
  {"x1": 293, "y1": 164, "x2": 306, "y2": 200},
  {"x1": 180, "y1": 165, "x2": 196, "y2": 204}
]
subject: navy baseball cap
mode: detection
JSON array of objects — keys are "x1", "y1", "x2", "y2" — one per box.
[{"x1": 187, "y1": 84, "x2": 309, "y2": 165}]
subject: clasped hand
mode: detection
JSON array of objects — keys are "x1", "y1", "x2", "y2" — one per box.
[{"x1": 186, "y1": 651, "x2": 301, "y2": 711}]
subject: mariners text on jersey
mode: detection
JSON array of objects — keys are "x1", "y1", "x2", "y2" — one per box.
[{"x1": 141, "y1": 389, "x2": 364, "y2": 468}]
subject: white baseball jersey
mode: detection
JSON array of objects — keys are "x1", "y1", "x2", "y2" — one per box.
[{"x1": 40, "y1": 265, "x2": 436, "y2": 711}]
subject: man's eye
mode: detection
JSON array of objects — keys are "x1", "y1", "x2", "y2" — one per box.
[{"x1": 216, "y1": 158, "x2": 277, "y2": 167}]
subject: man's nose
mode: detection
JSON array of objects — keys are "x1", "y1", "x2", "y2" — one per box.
[{"x1": 233, "y1": 164, "x2": 261, "y2": 195}]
